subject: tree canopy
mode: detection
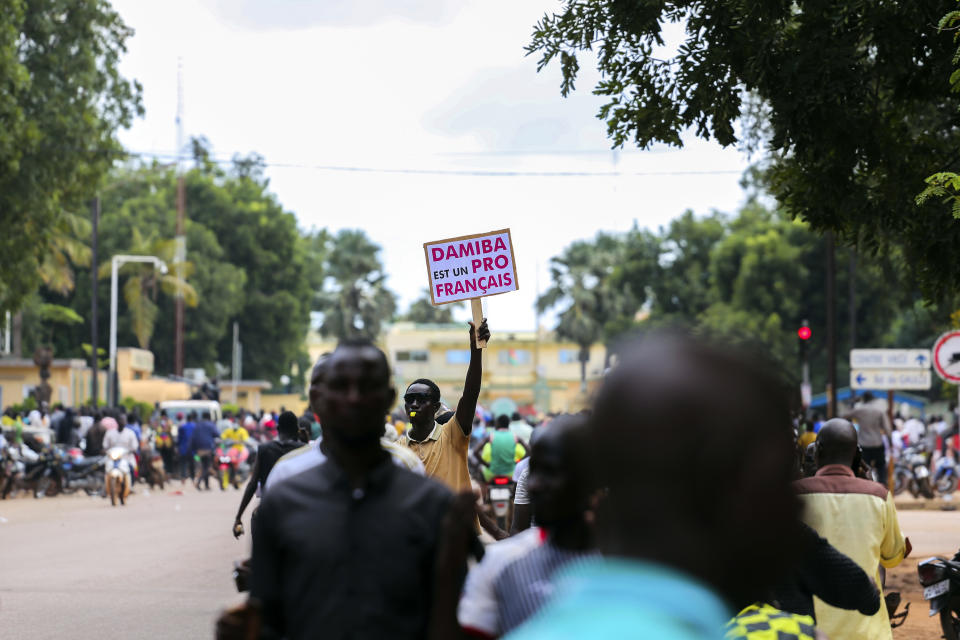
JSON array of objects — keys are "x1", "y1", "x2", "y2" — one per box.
[
  {"x1": 528, "y1": 1, "x2": 960, "y2": 300},
  {"x1": 0, "y1": 0, "x2": 142, "y2": 313}
]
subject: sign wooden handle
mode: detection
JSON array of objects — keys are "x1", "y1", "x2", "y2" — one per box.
[{"x1": 471, "y1": 298, "x2": 487, "y2": 349}]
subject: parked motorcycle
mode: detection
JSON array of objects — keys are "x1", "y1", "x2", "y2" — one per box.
[
  {"x1": 57, "y1": 447, "x2": 104, "y2": 497},
  {"x1": 917, "y1": 550, "x2": 960, "y2": 639},
  {"x1": 893, "y1": 445, "x2": 934, "y2": 499},
  {"x1": 104, "y1": 447, "x2": 132, "y2": 506},
  {"x1": 934, "y1": 455, "x2": 959, "y2": 496}
]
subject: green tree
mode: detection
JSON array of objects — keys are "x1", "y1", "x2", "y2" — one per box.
[
  {"x1": 537, "y1": 232, "x2": 630, "y2": 387},
  {"x1": 402, "y1": 290, "x2": 462, "y2": 324},
  {"x1": 527, "y1": 1, "x2": 960, "y2": 300},
  {"x1": 0, "y1": 0, "x2": 142, "y2": 313},
  {"x1": 315, "y1": 230, "x2": 397, "y2": 341}
]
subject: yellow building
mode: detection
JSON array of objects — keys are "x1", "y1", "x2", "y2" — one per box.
[
  {"x1": 0, "y1": 357, "x2": 106, "y2": 409},
  {"x1": 305, "y1": 322, "x2": 606, "y2": 415},
  {"x1": 0, "y1": 347, "x2": 273, "y2": 410}
]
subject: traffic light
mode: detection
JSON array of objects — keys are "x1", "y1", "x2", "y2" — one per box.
[{"x1": 797, "y1": 323, "x2": 812, "y2": 341}]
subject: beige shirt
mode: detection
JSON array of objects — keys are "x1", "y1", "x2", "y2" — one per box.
[
  {"x1": 399, "y1": 415, "x2": 471, "y2": 493},
  {"x1": 794, "y1": 464, "x2": 906, "y2": 640}
]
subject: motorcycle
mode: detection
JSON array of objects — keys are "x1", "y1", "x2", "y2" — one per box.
[
  {"x1": 104, "y1": 447, "x2": 132, "y2": 506},
  {"x1": 486, "y1": 476, "x2": 515, "y2": 530},
  {"x1": 142, "y1": 451, "x2": 167, "y2": 490},
  {"x1": 57, "y1": 447, "x2": 105, "y2": 496},
  {"x1": 217, "y1": 440, "x2": 250, "y2": 491},
  {"x1": 893, "y1": 445, "x2": 934, "y2": 499},
  {"x1": 917, "y1": 550, "x2": 960, "y2": 639},
  {"x1": 934, "y1": 455, "x2": 959, "y2": 496}
]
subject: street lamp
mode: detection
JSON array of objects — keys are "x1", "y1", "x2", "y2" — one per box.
[{"x1": 109, "y1": 254, "x2": 168, "y2": 407}]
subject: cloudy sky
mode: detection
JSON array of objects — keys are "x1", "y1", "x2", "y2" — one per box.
[{"x1": 111, "y1": 0, "x2": 750, "y2": 331}]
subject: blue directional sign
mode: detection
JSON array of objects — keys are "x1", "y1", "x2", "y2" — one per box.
[
  {"x1": 849, "y1": 369, "x2": 931, "y2": 390},
  {"x1": 849, "y1": 349, "x2": 932, "y2": 370}
]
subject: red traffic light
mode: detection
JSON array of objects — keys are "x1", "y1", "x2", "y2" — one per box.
[{"x1": 797, "y1": 326, "x2": 812, "y2": 340}]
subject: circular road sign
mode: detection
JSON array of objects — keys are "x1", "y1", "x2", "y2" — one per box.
[{"x1": 932, "y1": 331, "x2": 960, "y2": 383}]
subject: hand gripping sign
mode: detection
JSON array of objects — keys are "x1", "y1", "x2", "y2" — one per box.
[{"x1": 424, "y1": 228, "x2": 518, "y2": 348}]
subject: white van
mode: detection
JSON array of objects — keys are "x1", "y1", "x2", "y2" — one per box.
[{"x1": 159, "y1": 400, "x2": 222, "y2": 423}]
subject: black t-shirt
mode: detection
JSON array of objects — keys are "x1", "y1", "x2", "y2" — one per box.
[{"x1": 256, "y1": 439, "x2": 304, "y2": 486}]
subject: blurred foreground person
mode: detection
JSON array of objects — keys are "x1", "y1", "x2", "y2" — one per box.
[
  {"x1": 232, "y1": 411, "x2": 302, "y2": 539},
  {"x1": 250, "y1": 339, "x2": 460, "y2": 640},
  {"x1": 456, "y1": 414, "x2": 596, "y2": 638},
  {"x1": 507, "y1": 333, "x2": 804, "y2": 639},
  {"x1": 794, "y1": 418, "x2": 908, "y2": 640}
]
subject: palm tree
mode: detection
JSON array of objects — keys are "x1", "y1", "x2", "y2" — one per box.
[
  {"x1": 99, "y1": 228, "x2": 198, "y2": 349},
  {"x1": 38, "y1": 209, "x2": 92, "y2": 295},
  {"x1": 314, "y1": 230, "x2": 396, "y2": 340},
  {"x1": 537, "y1": 233, "x2": 629, "y2": 390}
]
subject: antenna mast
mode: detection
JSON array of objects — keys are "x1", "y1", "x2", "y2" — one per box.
[{"x1": 174, "y1": 58, "x2": 186, "y2": 377}]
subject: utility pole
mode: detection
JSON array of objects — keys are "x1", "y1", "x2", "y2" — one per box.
[
  {"x1": 231, "y1": 322, "x2": 240, "y2": 405},
  {"x1": 90, "y1": 197, "x2": 100, "y2": 406},
  {"x1": 826, "y1": 232, "x2": 838, "y2": 418},
  {"x1": 173, "y1": 58, "x2": 186, "y2": 377},
  {"x1": 849, "y1": 248, "x2": 857, "y2": 350}
]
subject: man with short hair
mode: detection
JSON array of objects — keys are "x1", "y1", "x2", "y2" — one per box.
[
  {"x1": 794, "y1": 418, "x2": 909, "y2": 640},
  {"x1": 505, "y1": 334, "x2": 805, "y2": 638},
  {"x1": 842, "y1": 392, "x2": 892, "y2": 484},
  {"x1": 508, "y1": 411, "x2": 532, "y2": 445},
  {"x1": 232, "y1": 410, "x2": 303, "y2": 539},
  {"x1": 399, "y1": 320, "x2": 490, "y2": 493},
  {"x1": 475, "y1": 414, "x2": 526, "y2": 482},
  {"x1": 251, "y1": 339, "x2": 461, "y2": 639},
  {"x1": 190, "y1": 410, "x2": 219, "y2": 490},
  {"x1": 177, "y1": 412, "x2": 196, "y2": 484},
  {"x1": 266, "y1": 354, "x2": 424, "y2": 490},
  {"x1": 457, "y1": 414, "x2": 596, "y2": 638}
]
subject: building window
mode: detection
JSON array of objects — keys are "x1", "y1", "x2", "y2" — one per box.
[
  {"x1": 498, "y1": 349, "x2": 531, "y2": 365},
  {"x1": 558, "y1": 349, "x2": 580, "y2": 364},
  {"x1": 396, "y1": 350, "x2": 429, "y2": 363},
  {"x1": 446, "y1": 349, "x2": 471, "y2": 364}
]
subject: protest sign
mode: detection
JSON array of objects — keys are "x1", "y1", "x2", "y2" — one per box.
[{"x1": 423, "y1": 228, "x2": 518, "y2": 348}]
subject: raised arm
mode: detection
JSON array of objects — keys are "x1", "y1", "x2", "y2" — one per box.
[{"x1": 455, "y1": 320, "x2": 490, "y2": 437}]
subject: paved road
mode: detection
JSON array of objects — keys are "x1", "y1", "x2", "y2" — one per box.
[
  {"x1": 0, "y1": 484, "x2": 956, "y2": 639},
  {"x1": 0, "y1": 482, "x2": 248, "y2": 640}
]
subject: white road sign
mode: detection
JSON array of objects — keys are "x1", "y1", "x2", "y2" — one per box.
[
  {"x1": 849, "y1": 349, "x2": 931, "y2": 370},
  {"x1": 850, "y1": 369, "x2": 932, "y2": 390},
  {"x1": 933, "y1": 331, "x2": 960, "y2": 384}
]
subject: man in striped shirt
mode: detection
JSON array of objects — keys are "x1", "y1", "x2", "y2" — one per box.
[{"x1": 457, "y1": 414, "x2": 597, "y2": 638}]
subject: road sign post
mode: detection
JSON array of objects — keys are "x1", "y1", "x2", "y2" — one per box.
[{"x1": 849, "y1": 347, "x2": 933, "y2": 493}]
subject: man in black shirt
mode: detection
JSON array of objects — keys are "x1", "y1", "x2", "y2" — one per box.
[
  {"x1": 250, "y1": 338, "x2": 456, "y2": 640},
  {"x1": 232, "y1": 411, "x2": 304, "y2": 539}
]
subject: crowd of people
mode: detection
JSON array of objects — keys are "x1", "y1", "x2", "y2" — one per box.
[
  {"x1": 0, "y1": 321, "x2": 935, "y2": 639},
  {"x1": 206, "y1": 323, "x2": 921, "y2": 640},
  {"x1": 0, "y1": 400, "x2": 317, "y2": 495}
]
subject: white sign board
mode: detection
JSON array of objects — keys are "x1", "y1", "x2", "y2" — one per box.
[
  {"x1": 850, "y1": 369, "x2": 932, "y2": 390},
  {"x1": 849, "y1": 349, "x2": 931, "y2": 370},
  {"x1": 424, "y1": 229, "x2": 518, "y2": 305},
  {"x1": 933, "y1": 331, "x2": 960, "y2": 384}
]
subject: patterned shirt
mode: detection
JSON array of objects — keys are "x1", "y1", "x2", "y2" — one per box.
[{"x1": 725, "y1": 603, "x2": 817, "y2": 640}]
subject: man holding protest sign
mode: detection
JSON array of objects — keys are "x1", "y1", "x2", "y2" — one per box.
[{"x1": 399, "y1": 319, "x2": 491, "y2": 494}]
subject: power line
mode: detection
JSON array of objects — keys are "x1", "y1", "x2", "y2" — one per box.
[{"x1": 126, "y1": 149, "x2": 744, "y2": 178}]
